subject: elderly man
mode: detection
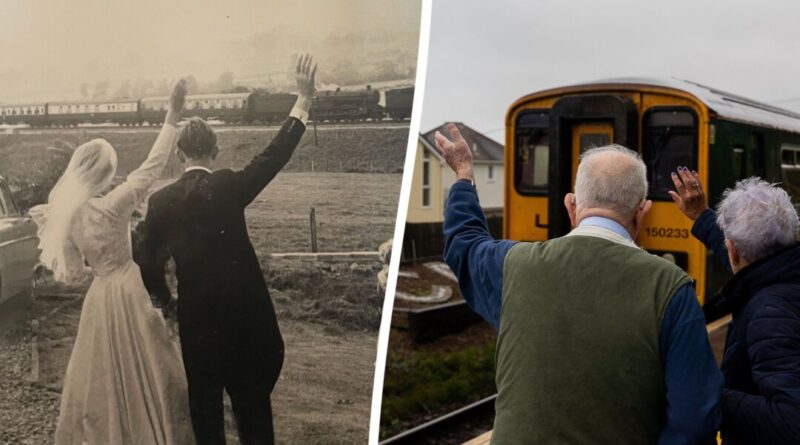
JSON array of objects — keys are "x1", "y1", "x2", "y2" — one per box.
[
  {"x1": 670, "y1": 171, "x2": 800, "y2": 444},
  {"x1": 434, "y1": 124, "x2": 722, "y2": 444}
]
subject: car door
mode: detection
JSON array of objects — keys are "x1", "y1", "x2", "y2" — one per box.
[{"x1": 0, "y1": 181, "x2": 38, "y2": 302}]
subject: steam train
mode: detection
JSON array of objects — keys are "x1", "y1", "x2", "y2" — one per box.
[{"x1": 0, "y1": 86, "x2": 414, "y2": 127}]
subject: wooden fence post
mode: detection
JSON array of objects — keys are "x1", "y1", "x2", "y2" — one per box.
[{"x1": 309, "y1": 207, "x2": 318, "y2": 253}]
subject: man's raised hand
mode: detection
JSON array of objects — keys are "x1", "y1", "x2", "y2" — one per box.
[
  {"x1": 434, "y1": 123, "x2": 475, "y2": 182},
  {"x1": 669, "y1": 167, "x2": 709, "y2": 221},
  {"x1": 296, "y1": 54, "x2": 317, "y2": 99}
]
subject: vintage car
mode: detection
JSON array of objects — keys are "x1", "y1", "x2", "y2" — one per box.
[{"x1": 0, "y1": 176, "x2": 39, "y2": 303}]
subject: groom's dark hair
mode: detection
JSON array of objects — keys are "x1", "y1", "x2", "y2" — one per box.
[{"x1": 178, "y1": 117, "x2": 217, "y2": 159}]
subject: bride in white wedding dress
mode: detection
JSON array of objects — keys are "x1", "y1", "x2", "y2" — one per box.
[{"x1": 30, "y1": 80, "x2": 194, "y2": 445}]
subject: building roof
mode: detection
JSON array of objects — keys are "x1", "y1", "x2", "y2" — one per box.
[
  {"x1": 420, "y1": 122, "x2": 504, "y2": 163},
  {"x1": 569, "y1": 77, "x2": 800, "y2": 134}
]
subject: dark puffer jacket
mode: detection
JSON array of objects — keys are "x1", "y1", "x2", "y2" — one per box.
[{"x1": 693, "y1": 209, "x2": 800, "y2": 445}]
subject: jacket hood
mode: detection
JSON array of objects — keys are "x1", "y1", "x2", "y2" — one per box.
[{"x1": 716, "y1": 243, "x2": 800, "y2": 314}]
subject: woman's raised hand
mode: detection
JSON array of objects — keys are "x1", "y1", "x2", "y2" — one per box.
[
  {"x1": 166, "y1": 79, "x2": 187, "y2": 127},
  {"x1": 669, "y1": 166, "x2": 709, "y2": 221},
  {"x1": 169, "y1": 79, "x2": 188, "y2": 113}
]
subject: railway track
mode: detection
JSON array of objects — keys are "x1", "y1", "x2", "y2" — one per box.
[{"x1": 380, "y1": 395, "x2": 496, "y2": 445}]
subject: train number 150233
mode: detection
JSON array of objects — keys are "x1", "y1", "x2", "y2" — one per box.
[{"x1": 644, "y1": 227, "x2": 690, "y2": 239}]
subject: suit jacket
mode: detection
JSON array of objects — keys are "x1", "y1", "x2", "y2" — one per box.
[{"x1": 135, "y1": 117, "x2": 305, "y2": 383}]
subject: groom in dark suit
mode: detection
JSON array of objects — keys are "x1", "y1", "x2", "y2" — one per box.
[{"x1": 135, "y1": 55, "x2": 317, "y2": 445}]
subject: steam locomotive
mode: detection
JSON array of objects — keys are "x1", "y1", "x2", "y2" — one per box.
[{"x1": 0, "y1": 86, "x2": 414, "y2": 127}]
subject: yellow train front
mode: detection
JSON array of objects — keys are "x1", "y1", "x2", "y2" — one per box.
[{"x1": 504, "y1": 78, "x2": 800, "y2": 310}]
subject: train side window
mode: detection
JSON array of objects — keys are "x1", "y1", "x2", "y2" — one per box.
[
  {"x1": 642, "y1": 108, "x2": 698, "y2": 199},
  {"x1": 514, "y1": 110, "x2": 550, "y2": 195},
  {"x1": 780, "y1": 144, "x2": 800, "y2": 205},
  {"x1": 733, "y1": 145, "x2": 746, "y2": 180}
]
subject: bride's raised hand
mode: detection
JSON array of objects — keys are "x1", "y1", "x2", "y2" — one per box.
[{"x1": 166, "y1": 79, "x2": 188, "y2": 127}]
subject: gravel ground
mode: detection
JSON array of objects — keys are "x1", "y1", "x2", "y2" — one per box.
[{"x1": 0, "y1": 294, "x2": 61, "y2": 445}]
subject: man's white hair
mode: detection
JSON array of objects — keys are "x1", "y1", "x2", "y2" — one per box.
[
  {"x1": 574, "y1": 144, "x2": 648, "y2": 217},
  {"x1": 716, "y1": 177, "x2": 799, "y2": 263}
]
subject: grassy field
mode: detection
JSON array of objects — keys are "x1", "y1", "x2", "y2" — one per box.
[
  {"x1": 249, "y1": 172, "x2": 400, "y2": 253},
  {"x1": 380, "y1": 322, "x2": 497, "y2": 440}
]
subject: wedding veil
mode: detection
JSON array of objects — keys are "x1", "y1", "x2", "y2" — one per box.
[{"x1": 35, "y1": 138, "x2": 118, "y2": 283}]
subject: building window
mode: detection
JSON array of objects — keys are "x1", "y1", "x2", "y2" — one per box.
[
  {"x1": 488, "y1": 165, "x2": 495, "y2": 181},
  {"x1": 422, "y1": 149, "x2": 431, "y2": 207}
]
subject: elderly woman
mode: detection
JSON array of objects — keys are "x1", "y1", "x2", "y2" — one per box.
[{"x1": 670, "y1": 168, "x2": 800, "y2": 445}]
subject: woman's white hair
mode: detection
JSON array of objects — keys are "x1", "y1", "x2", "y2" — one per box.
[
  {"x1": 38, "y1": 138, "x2": 117, "y2": 283},
  {"x1": 716, "y1": 177, "x2": 799, "y2": 263},
  {"x1": 574, "y1": 144, "x2": 648, "y2": 217}
]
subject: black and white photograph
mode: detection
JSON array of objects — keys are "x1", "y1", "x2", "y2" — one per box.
[{"x1": 0, "y1": 1, "x2": 420, "y2": 444}]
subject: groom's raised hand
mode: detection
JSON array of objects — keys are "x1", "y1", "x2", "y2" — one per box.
[{"x1": 294, "y1": 54, "x2": 317, "y2": 114}]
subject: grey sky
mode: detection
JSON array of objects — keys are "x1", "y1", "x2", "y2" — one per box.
[
  {"x1": 421, "y1": 0, "x2": 800, "y2": 141},
  {"x1": 0, "y1": 0, "x2": 420, "y2": 102}
]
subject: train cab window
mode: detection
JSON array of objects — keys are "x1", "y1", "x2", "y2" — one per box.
[
  {"x1": 514, "y1": 110, "x2": 550, "y2": 195},
  {"x1": 642, "y1": 108, "x2": 698, "y2": 199},
  {"x1": 780, "y1": 144, "x2": 800, "y2": 205}
]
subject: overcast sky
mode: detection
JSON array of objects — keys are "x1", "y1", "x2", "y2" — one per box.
[
  {"x1": 421, "y1": 0, "x2": 800, "y2": 141},
  {"x1": 0, "y1": 0, "x2": 419, "y2": 102}
]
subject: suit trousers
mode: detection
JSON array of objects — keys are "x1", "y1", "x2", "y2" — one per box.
[{"x1": 180, "y1": 323, "x2": 275, "y2": 445}]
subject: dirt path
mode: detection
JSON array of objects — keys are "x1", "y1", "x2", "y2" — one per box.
[
  {"x1": 0, "y1": 290, "x2": 376, "y2": 445},
  {"x1": 272, "y1": 322, "x2": 375, "y2": 445}
]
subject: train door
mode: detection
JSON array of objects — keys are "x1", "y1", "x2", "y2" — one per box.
[
  {"x1": 637, "y1": 107, "x2": 707, "y2": 302},
  {"x1": 570, "y1": 123, "x2": 614, "y2": 181},
  {"x1": 546, "y1": 94, "x2": 639, "y2": 238},
  {"x1": 749, "y1": 132, "x2": 767, "y2": 178}
]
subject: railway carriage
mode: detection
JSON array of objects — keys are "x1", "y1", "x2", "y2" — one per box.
[
  {"x1": 183, "y1": 93, "x2": 251, "y2": 123},
  {"x1": 141, "y1": 92, "x2": 251, "y2": 124},
  {"x1": 139, "y1": 96, "x2": 170, "y2": 125},
  {"x1": 1, "y1": 103, "x2": 48, "y2": 126},
  {"x1": 47, "y1": 100, "x2": 139, "y2": 126},
  {"x1": 249, "y1": 92, "x2": 297, "y2": 123},
  {"x1": 505, "y1": 78, "x2": 800, "y2": 309},
  {"x1": 385, "y1": 86, "x2": 414, "y2": 120}
]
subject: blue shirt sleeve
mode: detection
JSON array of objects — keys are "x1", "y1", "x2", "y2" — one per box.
[
  {"x1": 443, "y1": 181, "x2": 515, "y2": 329},
  {"x1": 691, "y1": 208, "x2": 731, "y2": 271},
  {"x1": 658, "y1": 283, "x2": 723, "y2": 445}
]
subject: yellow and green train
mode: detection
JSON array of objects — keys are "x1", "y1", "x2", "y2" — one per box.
[{"x1": 504, "y1": 78, "x2": 800, "y2": 310}]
